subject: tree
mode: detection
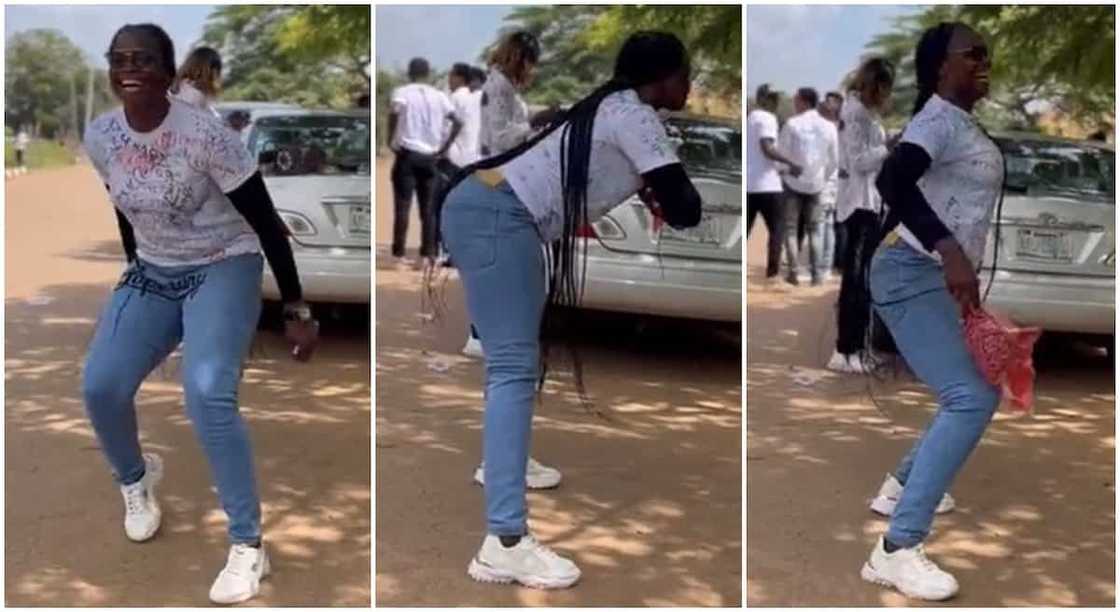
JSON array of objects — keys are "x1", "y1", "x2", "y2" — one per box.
[
  {"x1": 5, "y1": 29, "x2": 87, "y2": 139},
  {"x1": 202, "y1": 5, "x2": 370, "y2": 109},
  {"x1": 864, "y1": 5, "x2": 1114, "y2": 132},
  {"x1": 490, "y1": 5, "x2": 741, "y2": 114}
]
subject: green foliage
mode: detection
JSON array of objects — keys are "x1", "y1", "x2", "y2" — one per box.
[
  {"x1": 487, "y1": 5, "x2": 741, "y2": 108},
  {"x1": 5, "y1": 137, "x2": 75, "y2": 169},
  {"x1": 863, "y1": 5, "x2": 1114, "y2": 131},
  {"x1": 5, "y1": 29, "x2": 87, "y2": 139},
  {"x1": 202, "y1": 5, "x2": 370, "y2": 109}
]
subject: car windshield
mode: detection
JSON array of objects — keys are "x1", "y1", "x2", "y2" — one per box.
[
  {"x1": 667, "y1": 119, "x2": 742, "y2": 176},
  {"x1": 999, "y1": 138, "x2": 1114, "y2": 203},
  {"x1": 249, "y1": 115, "x2": 371, "y2": 176}
]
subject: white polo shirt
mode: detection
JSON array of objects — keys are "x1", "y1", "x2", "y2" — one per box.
[
  {"x1": 779, "y1": 108, "x2": 839, "y2": 195},
  {"x1": 390, "y1": 82, "x2": 456, "y2": 155}
]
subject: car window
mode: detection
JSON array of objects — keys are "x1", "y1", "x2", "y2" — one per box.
[
  {"x1": 999, "y1": 138, "x2": 1114, "y2": 204},
  {"x1": 249, "y1": 115, "x2": 371, "y2": 176},
  {"x1": 666, "y1": 120, "x2": 741, "y2": 176}
]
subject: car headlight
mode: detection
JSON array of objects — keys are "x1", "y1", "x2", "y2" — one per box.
[
  {"x1": 278, "y1": 211, "x2": 317, "y2": 236},
  {"x1": 592, "y1": 217, "x2": 627, "y2": 240},
  {"x1": 1102, "y1": 250, "x2": 1115, "y2": 268}
]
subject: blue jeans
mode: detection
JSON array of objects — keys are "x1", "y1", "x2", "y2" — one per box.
[
  {"x1": 870, "y1": 244, "x2": 1001, "y2": 547},
  {"x1": 82, "y1": 253, "x2": 264, "y2": 544},
  {"x1": 441, "y1": 175, "x2": 545, "y2": 536}
]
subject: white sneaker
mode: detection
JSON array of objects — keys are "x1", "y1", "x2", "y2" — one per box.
[
  {"x1": 462, "y1": 335, "x2": 484, "y2": 359},
  {"x1": 861, "y1": 535, "x2": 959, "y2": 600},
  {"x1": 870, "y1": 473, "x2": 955, "y2": 516},
  {"x1": 468, "y1": 533, "x2": 581, "y2": 589},
  {"x1": 209, "y1": 543, "x2": 271, "y2": 605},
  {"x1": 121, "y1": 453, "x2": 163, "y2": 542},
  {"x1": 826, "y1": 350, "x2": 870, "y2": 374},
  {"x1": 474, "y1": 457, "x2": 562, "y2": 489}
]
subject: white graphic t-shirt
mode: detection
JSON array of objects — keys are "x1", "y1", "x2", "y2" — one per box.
[
  {"x1": 897, "y1": 94, "x2": 1004, "y2": 266},
  {"x1": 84, "y1": 99, "x2": 261, "y2": 267},
  {"x1": 501, "y1": 89, "x2": 680, "y2": 242}
]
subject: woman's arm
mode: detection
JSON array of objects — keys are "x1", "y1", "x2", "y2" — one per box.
[
  {"x1": 224, "y1": 172, "x2": 303, "y2": 304},
  {"x1": 641, "y1": 164, "x2": 702, "y2": 229}
]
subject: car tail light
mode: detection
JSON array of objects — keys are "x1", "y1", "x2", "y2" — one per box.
[
  {"x1": 278, "y1": 211, "x2": 317, "y2": 236},
  {"x1": 576, "y1": 218, "x2": 626, "y2": 241}
]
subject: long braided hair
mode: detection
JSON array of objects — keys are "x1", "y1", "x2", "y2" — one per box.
[{"x1": 438, "y1": 31, "x2": 690, "y2": 410}]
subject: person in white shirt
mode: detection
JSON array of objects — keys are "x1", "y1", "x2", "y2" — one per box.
[
  {"x1": 814, "y1": 91, "x2": 844, "y2": 280},
  {"x1": 15, "y1": 128, "x2": 30, "y2": 168},
  {"x1": 778, "y1": 87, "x2": 839, "y2": 286},
  {"x1": 436, "y1": 31, "x2": 702, "y2": 590},
  {"x1": 862, "y1": 23, "x2": 1002, "y2": 602},
  {"x1": 387, "y1": 57, "x2": 463, "y2": 265},
  {"x1": 746, "y1": 84, "x2": 802, "y2": 282},
  {"x1": 828, "y1": 58, "x2": 897, "y2": 374},
  {"x1": 446, "y1": 63, "x2": 483, "y2": 168},
  {"x1": 169, "y1": 46, "x2": 223, "y2": 118}
]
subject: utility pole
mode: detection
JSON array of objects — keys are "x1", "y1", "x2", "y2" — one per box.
[
  {"x1": 85, "y1": 62, "x2": 95, "y2": 132},
  {"x1": 69, "y1": 68, "x2": 79, "y2": 144}
]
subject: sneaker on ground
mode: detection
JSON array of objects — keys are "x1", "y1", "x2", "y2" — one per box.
[
  {"x1": 209, "y1": 543, "x2": 271, "y2": 605},
  {"x1": 861, "y1": 535, "x2": 959, "y2": 600},
  {"x1": 827, "y1": 350, "x2": 873, "y2": 374},
  {"x1": 474, "y1": 457, "x2": 562, "y2": 489},
  {"x1": 468, "y1": 533, "x2": 580, "y2": 589},
  {"x1": 869, "y1": 473, "x2": 955, "y2": 516},
  {"x1": 462, "y1": 335, "x2": 484, "y2": 359},
  {"x1": 121, "y1": 452, "x2": 163, "y2": 542}
]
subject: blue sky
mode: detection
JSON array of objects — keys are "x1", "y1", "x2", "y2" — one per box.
[
  {"x1": 375, "y1": 5, "x2": 514, "y2": 73},
  {"x1": 747, "y1": 5, "x2": 922, "y2": 97},
  {"x1": 5, "y1": 5, "x2": 215, "y2": 67}
]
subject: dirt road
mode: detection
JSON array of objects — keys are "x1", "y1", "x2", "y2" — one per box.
[
  {"x1": 744, "y1": 228, "x2": 1115, "y2": 606},
  {"x1": 5, "y1": 165, "x2": 371, "y2": 606},
  {"x1": 374, "y1": 156, "x2": 743, "y2": 606}
]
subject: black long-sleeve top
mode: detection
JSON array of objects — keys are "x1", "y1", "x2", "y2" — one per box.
[{"x1": 874, "y1": 142, "x2": 952, "y2": 251}]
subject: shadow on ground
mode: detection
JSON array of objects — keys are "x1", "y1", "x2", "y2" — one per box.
[
  {"x1": 744, "y1": 248, "x2": 1115, "y2": 607},
  {"x1": 5, "y1": 281, "x2": 371, "y2": 606},
  {"x1": 374, "y1": 245, "x2": 742, "y2": 607}
]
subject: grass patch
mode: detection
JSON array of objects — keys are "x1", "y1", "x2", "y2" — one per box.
[{"x1": 4, "y1": 139, "x2": 75, "y2": 170}]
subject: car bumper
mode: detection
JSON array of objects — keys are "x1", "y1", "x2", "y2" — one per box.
[
  {"x1": 577, "y1": 248, "x2": 742, "y2": 322},
  {"x1": 262, "y1": 244, "x2": 370, "y2": 304},
  {"x1": 984, "y1": 269, "x2": 1114, "y2": 335}
]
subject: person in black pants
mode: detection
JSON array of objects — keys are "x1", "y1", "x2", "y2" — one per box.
[
  {"x1": 387, "y1": 57, "x2": 462, "y2": 265},
  {"x1": 746, "y1": 85, "x2": 802, "y2": 282},
  {"x1": 828, "y1": 57, "x2": 898, "y2": 373}
]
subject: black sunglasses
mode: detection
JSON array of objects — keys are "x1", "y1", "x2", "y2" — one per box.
[{"x1": 106, "y1": 50, "x2": 160, "y2": 71}]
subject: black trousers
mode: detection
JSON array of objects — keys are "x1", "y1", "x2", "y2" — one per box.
[
  {"x1": 746, "y1": 192, "x2": 785, "y2": 278},
  {"x1": 390, "y1": 149, "x2": 439, "y2": 258},
  {"x1": 835, "y1": 209, "x2": 881, "y2": 355}
]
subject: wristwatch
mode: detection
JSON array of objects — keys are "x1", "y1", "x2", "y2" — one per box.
[{"x1": 282, "y1": 303, "x2": 314, "y2": 323}]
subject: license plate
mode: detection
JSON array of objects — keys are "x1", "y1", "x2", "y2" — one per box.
[
  {"x1": 349, "y1": 205, "x2": 371, "y2": 234},
  {"x1": 1016, "y1": 228, "x2": 1071, "y2": 261},
  {"x1": 661, "y1": 213, "x2": 722, "y2": 246}
]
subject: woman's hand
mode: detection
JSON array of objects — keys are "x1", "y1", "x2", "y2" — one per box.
[
  {"x1": 935, "y1": 238, "x2": 980, "y2": 314},
  {"x1": 530, "y1": 106, "x2": 562, "y2": 129},
  {"x1": 282, "y1": 302, "x2": 320, "y2": 362}
]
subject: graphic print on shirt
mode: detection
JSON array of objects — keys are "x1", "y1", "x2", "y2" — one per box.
[
  {"x1": 500, "y1": 89, "x2": 680, "y2": 241},
  {"x1": 85, "y1": 100, "x2": 260, "y2": 267}
]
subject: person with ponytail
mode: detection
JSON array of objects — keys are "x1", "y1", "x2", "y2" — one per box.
[
  {"x1": 827, "y1": 57, "x2": 897, "y2": 374},
  {"x1": 860, "y1": 22, "x2": 1003, "y2": 601},
  {"x1": 439, "y1": 31, "x2": 701, "y2": 589}
]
